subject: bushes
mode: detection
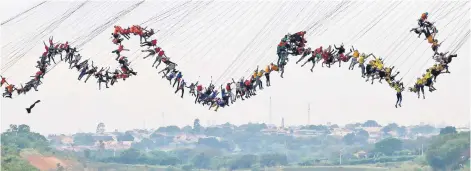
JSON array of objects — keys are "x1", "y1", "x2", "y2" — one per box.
[{"x1": 347, "y1": 155, "x2": 417, "y2": 165}]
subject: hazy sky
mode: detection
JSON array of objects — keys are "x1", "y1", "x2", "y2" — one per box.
[{"x1": 1, "y1": 0, "x2": 470, "y2": 135}]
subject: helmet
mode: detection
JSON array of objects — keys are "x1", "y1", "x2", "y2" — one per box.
[
  {"x1": 361, "y1": 53, "x2": 366, "y2": 56},
  {"x1": 425, "y1": 12, "x2": 428, "y2": 15}
]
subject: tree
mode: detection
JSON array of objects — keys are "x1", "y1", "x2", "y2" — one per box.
[
  {"x1": 96, "y1": 123, "x2": 105, "y2": 134},
  {"x1": 193, "y1": 119, "x2": 201, "y2": 133},
  {"x1": 362, "y1": 120, "x2": 381, "y2": 127},
  {"x1": 396, "y1": 126, "x2": 407, "y2": 137},
  {"x1": 259, "y1": 153, "x2": 288, "y2": 167},
  {"x1": 426, "y1": 132, "x2": 470, "y2": 170},
  {"x1": 73, "y1": 133, "x2": 95, "y2": 146},
  {"x1": 374, "y1": 138, "x2": 403, "y2": 156},
  {"x1": 182, "y1": 126, "x2": 193, "y2": 133},
  {"x1": 84, "y1": 149, "x2": 91, "y2": 159},
  {"x1": 119, "y1": 148, "x2": 141, "y2": 164},
  {"x1": 440, "y1": 126, "x2": 457, "y2": 135},
  {"x1": 410, "y1": 125, "x2": 437, "y2": 135},
  {"x1": 117, "y1": 132, "x2": 135, "y2": 142},
  {"x1": 342, "y1": 133, "x2": 355, "y2": 145},
  {"x1": 381, "y1": 123, "x2": 398, "y2": 134},
  {"x1": 191, "y1": 152, "x2": 211, "y2": 169},
  {"x1": 17, "y1": 124, "x2": 30, "y2": 133}
]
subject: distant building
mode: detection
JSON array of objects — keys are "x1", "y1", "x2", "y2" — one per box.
[{"x1": 354, "y1": 150, "x2": 368, "y2": 159}]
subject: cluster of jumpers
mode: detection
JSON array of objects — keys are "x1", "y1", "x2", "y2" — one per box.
[
  {"x1": 0, "y1": 12, "x2": 465, "y2": 112},
  {"x1": 409, "y1": 12, "x2": 458, "y2": 99},
  {"x1": 0, "y1": 26, "x2": 156, "y2": 99},
  {"x1": 276, "y1": 32, "x2": 404, "y2": 108}
]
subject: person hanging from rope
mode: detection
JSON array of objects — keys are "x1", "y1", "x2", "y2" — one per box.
[
  {"x1": 141, "y1": 39, "x2": 157, "y2": 49},
  {"x1": 337, "y1": 51, "x2": 353, "y2": 67},
  {"x1": 349, "y1": 47, "x2": 360, "y2": 70},
  {"x1": 114, "y1": 25, "x2": 123, "y2": 35},
  {"x1": 69, "y1": 53, "x2": 82, "y2": 69},
  {"x1": 84, "y1": 64, "x2": 98, "y2": 83},
  {"x1": 321, "y1": 47, "x2": 332, "y2": 68},
  {"x1": 95, "y1": 68, "x2": 109, "y2": 90},
  {"x1": 118, "y1": 56, "x2": 138, "y2": 76},
  {"x1": 195, "y1": 83, "x2": 203, "y2": 103},
  {"x1": 43, "y1": 41, "x2": 56, "y2": 64},
  {"x1": 423, "y1": 70, "x2": 437, "y2": 92},
  {"x1": 264, "y1": 64, "x2": 271, "y2": 87},
  {"x1": 121, "y1": 27, "x2": 131, "y2": 39},
  {"x1": 173, "y1": 71, "x2": 183, "y2": 88},
  {"x1": 277, "y1": 41, "x2": 287, "y2": 66},
  {"x1": 232, "y1": 78, "x2": 244, "y2": 101},
  {"x1": 364, "y1": 60, "x2": 375, "y2": 84},
  {"x1": 279, "y1": 51, "x2": 288, "y2": 78},
  {"x1": 359, "y1": 53, "x2": 373, "y2": 77},
  {"x1": 154, "y1": 49, "x2": 166, "y2": 69},
  {"x1": 113, "y1": 44, "x2": 129, "y2": 60},
  {"x1": 225, "y1": 81, "x2": 234, "y2": 104},
  {"x1": 111, "y1": 33, "x2": 124, "y2": 45},
  {"x1": 431, "y1": 39, "x2": 443, "y2": 54},
  {"x1": 3, "y1": 84, "x2": 15, "y2": 98},
  {"x1": 25, "y1": 100, "x2": 41, "y2": 113},
  {"x1": 159, "y1": 59, "x2": 177, "y2": 78},
  {"x1": 66, "y1": 47, "x2": 79, "y2": 63},
  {"x1": 175, "y1": 78, "x2": 186, "y2": 98},
  {"x1": 142, "y1": 46, "x2": 159, "y2": 59},
  {"x1": 141, "y1": 28, "x2": 155, "y2": 43},
  {"x1": 435, "y1": 51, "x2": 457, "y2": 73},
  {"x1": 221, "y1": 84, "x2": 230, "y2": 106},
  {"x1": 296, "y1": 47, "x2": 312, "y2": 64},
  {"x1": 187, "y1": 81, "x2": 198, "y2": 97},
  {"x1": 78, "y1": 61, "x2": 89, "y2": 80},
  {"x1": 418, "y1": 12, "x2": 433, "y2": 28},
  {"x1": 430, "y1": 64, "x2": 445, "y2": 82},
  {"x1": 414, "y1": 76, "x2": 426, "y2": 99},
  {"x1": 391, "y1": 81, "x2": 404, "y2": 108},
  {"x1": 256, "y1": 68, "x2": 264, "y2": 90},
  {"x1": 0, "y1": 76, "x2": 8, "y2": 87}
]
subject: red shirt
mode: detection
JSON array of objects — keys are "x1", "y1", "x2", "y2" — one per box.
[
  {"x1": 197, "y1": 85, "x2": 203, "y2": 91},
  {"x1": 155, "y1": 47, "x2": 161, "y2": 52},
  {"x1": 118, "y1": 45, "x2": 123, "y2": 51},
  {"x1": 244, "y1": 80, "x2": 250, "y2": 86},
  {"x1": 158, "y1": 51, "x2": 165, "y2": 56},
  {"x1": 151, "y1": 39, "x2": 157, "y2": 46}
]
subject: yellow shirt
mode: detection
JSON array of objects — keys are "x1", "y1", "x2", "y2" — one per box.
[
  {"x1": 437, "y1": 65, "x2": 443, "y2": 71},
  {"x1": 258, "y1": 71, "x2": 264, "y2": 77},
  {"x1": 359, "y1": 56, "x2": 365, "y2": 64},
  {"x1": 265, "y1": 66, "x2": 271, "y2": 73},
  {"x1": 394, "y1": 84, "x2": 402, "y2": 93},
  {"x1": 385, "y1": 67, "x2": 391, "y2": 73},
  {"x1": 421, "y1": 77, "x2": 428, "y2": 84},
  {"x1": 271, "y1": 65, "x2": 279, "y2": 71},
  {"x1": 427, "y1": 35, "x2": 434, "y2": 44},
  {"x1": 377, "y1": 62, "x2": 383, "y2": 70},
  {"x1": 353, "y1": 51, "x2": 359, "y2": 58},
  {"x1": 253, "y1": 72, "x2": 257, "y2": 78},
  {"x1": 425, "y1": 71, "x2": 432, "y2": 79},
  {"x1": 416, "y1": 79, "x2": 423, "y2": 85}
]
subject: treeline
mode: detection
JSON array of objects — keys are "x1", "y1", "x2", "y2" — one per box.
[
  {"x1": 1, "y1": 124, "x2": 50, "y2": 171},
  {"x1": 85, "y1": 147, "x2": 288, "y2": 170}
]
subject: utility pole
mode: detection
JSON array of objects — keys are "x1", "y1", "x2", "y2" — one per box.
[
  {"x1": 308, "y1": 103, "x2": 311, "y2": 126},
  {"x1": 269, "y1": 96, "x2": 272, "y2": 125}
]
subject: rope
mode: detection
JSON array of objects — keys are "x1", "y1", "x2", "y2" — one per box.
[{"x1": 1, "y1": 1, "x2": 47, "y2": 26}]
